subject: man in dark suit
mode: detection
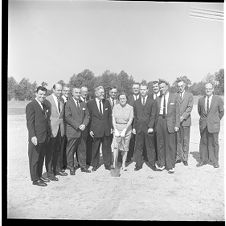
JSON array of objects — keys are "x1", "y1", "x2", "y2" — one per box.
[
  {"x1": 26, "y1": 86, "x2": 51, "y2": 186},
  {"x1": 87, "y1": 86, "x2": 113, "y2": 171},
  {"x1": 132, "y1": 83, "x2": 157, "y2": 170},
  {"x1": 60, "y1": 85, "x2": 71, "y2": 172},
  {"x1": 107, "y1": 87, "x2": 119, "y2": 109},
  {"x1": 127, "y1": 83, "x2": 140, "y2": 162},
  {"x1": 80, "y1": 86, "x2": 92, "y2": 166},
  {"x1": 197, "y1": 82, "x2": 224, "y2": 168},
  {"x1": 45, "y1": 83, "x2": 67, "y2": 181},
  {"x1": 65, "y1": 87, "x2": 91, "y2": 175},
  {"x1": 176, "y1": 79, "x2": 194, "y2": 166},
  {"x1": 155, "y1": 80, "x2": 180, "y2": 174}
]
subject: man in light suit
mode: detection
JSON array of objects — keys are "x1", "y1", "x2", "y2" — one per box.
[
  {"x1": 26, "y1": 86, "x2": 51, "y2": 186},
  {"x1": 65, "y1": 87, "x2": 91, "y2": 175},
  {"x1": 155, "y1": 80, "x2": 180, "y2": 174},
  {"x1": 197, "y1": 82, "x2": 224, "y2": 168},
  {"x1": 176, "y1": 79, "x2": 194, "y2": 166},
  {"x1": 132, "y1": 83, "x2": 158, "y2": 170},
  {"x1": 87, "y1": 86, "x2": 113, "y2": 171},
  {"x1": 80, "y1": 86, "x2": 89, "y2": 103},
  {"x1": 45, "y1": 83, "x2": 67, "y2": 181},
  {"x1": 127, "y1": 83, "x2": 140, "y2": 162}
]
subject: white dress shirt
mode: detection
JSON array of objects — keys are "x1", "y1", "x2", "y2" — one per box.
[
  {"x1": 95, "y1": 98, "x2": 103, "y2": 114},
  {"x1": 35, "y1": 98, "x2": 43, "y2": 110},
  {"x1": 159, "y1": 92, "x2": 169, "y2": 115},
  {"x1": 141, "y1": 95, "x2": 148, "y2": 105},
  {"x1": 133, "y1": 94, "x2": 140, "y2": 101},
  {"x1": 73, "y1": 97, "x2": 80, "y2": 107},
  {"x1": 205, "y1": 95, "x2": 213, "y2": 112},
  {"x1": 179, "y1": 90, "x2": 185, "y2": 99}
]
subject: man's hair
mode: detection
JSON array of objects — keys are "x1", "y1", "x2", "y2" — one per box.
[
  {"x1": 132, "y1": 83, "x2": 140, "y2": 87},
  {"x1": 81, "y1": 86, "x2": 88, "y2": 91},
  {"x1": 205, "y1": 81, "x2": 215, "y2": 88},
  {"x1": 36, "y1": 86, "x2": 47, "y2": 93},
  {"x1": 140, "y1": 82, "x2": 148, "y2": 88},
  {"x1": 159, "y1": 79, "x2": 169, "y2": 86},
  {"x1": 62, "y1": 84, "x2": 70, "y2": 89},
  {"x1": 95, "y1": 86, "x2": 104, "y2": 93},
  {"x1": 109, "y1": 86, "x2": 118, "y2": 91},
  {"x1": 152, "y1": 80, "x2": 159, "y2": 85},
  {"x1": 53, "y1": 83, "x2": 62, "y2": 90}
]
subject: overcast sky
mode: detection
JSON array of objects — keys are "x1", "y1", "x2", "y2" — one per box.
[{"x1": 8, "y1": 0, "x2": 224, "y2": 88}]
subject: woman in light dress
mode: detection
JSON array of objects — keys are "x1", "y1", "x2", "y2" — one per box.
[{"x1": 112, "y1": 92, "x2": 134, "y2": 171}]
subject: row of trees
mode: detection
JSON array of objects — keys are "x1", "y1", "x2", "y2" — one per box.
[{"x1": 8, "y1": 69, "x2": 224, "y2": 101}]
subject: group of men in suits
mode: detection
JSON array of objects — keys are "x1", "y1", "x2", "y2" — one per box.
[{"x1": 26, "y1": 79, "x2": 224, "y2": 186}]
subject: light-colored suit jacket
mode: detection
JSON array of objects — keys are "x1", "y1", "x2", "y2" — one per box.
[
  {"x1": 177, "y1": 91, "x2": 194, "y2": 127},
  {"x1": 46, "y1": 94, "x2": 64, "y2": 137},
  {"x1": 156, "y1": 93, "x2": 180, "y2": 133},
  {"x1": 198, "y1": 95, "x2": 224, "y2": 133}
]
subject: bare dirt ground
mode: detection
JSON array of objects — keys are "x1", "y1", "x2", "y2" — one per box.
[{"x1": 7, "y1": 102, "x2": 224, "y2": 220}]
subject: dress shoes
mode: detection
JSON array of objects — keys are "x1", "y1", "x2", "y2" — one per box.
[
  {"x1": 33, "y1": 179, "x2": 47, "y2": 186},
  {"x1": 168, "y1": 168, "x2": 175, "y2": 174},
  {"x1": 155, "y1": 163, "x2": 165, "y2": 171},
  {"x1": 196, "y1": 162, "x2": 206, "y2": 167},
  {"x1": 70, "y1": 169, "x2": 76, "y2": 175},
  {"x1": 81, "y1": 168, "x2": 91, "y2": 173},
  {"x1": 213, "y1": 163, "x2": 220, "y2": 168},
  {"x1": 92, "y1": 167, "x2": 98, "y2": 172},
  {"x1": 56, "y1": 171, "x2": 68, "y2": 176},
  {"x1": 40, "y1": 177, "x2": 50, "y2": 183},
  {"x1": 176, "y1": 159, "x2": 182, "y2": 164},
  {"x1": 48, "y1": 175, "x2": 59, "y2": 181},
  {"x1": 134, "y1": 166, "x2": 142, "y2": 171},
  {"x1": 183, "y1": 161, "x2": 188, "y2": 166}
]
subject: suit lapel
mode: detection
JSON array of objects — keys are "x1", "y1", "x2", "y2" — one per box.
[
  {"x1": 209, "y1": 95, "x2": 215, "y2": 113},
  {"x1": 94, "y1": 99, "x2": 102, "y2": 117},
  {"x1": 50, "y1": 95, "x2": 60, "y2": 115}
]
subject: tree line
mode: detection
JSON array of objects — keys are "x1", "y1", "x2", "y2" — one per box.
[{"x1": 8, "y1": 68, "x2": 224, "y2": 101}]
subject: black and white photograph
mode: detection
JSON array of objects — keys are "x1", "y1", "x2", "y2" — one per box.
[{"x1": 7, "y1": 0, "x2": 224, "y2": 220}]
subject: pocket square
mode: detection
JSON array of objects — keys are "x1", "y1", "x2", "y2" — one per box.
[
  {"x1": 105, "y1": 108, "x2": 108, "y2": 110},
  {"x1": 82, "y1": 108, "x2": 86, "y2": 110},
  {"x1": 170, "y1": 103, "x2": 175, "y2": 105}
]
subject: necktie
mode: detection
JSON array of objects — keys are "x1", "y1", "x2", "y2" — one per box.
[
  {"x1": 41, "y1": 103, "x2": 45, "y2": 111},
  {"x1": 112, "y1": 99, "x2": 115, "y2": 107},
  {"x1": 142, "y1": 97, "x2": 145, "y2": 105},
  {"x1": 163, "y1": 95, "x2": 166, "y2": 117},
  {"x1": 207, "y1": 96, "x2": 210, "y2": 113},
  {"x1": 57, "y1": 98, "x2": 61, "y2": 112},
  {"x1": 77, "y1": 100, "x2": 80, "y2": 108},
  {"x1": 66, "y1": 97, "x2": 68, "y2": 101},
  {"x1": 99, "y1": 100, "x2": 102, "y2": 114}
]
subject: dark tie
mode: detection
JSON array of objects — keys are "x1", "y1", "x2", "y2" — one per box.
[
  {"x1": 207, "y1": 96, "x2": 210, "y2": 113},
  {"x1": 163, "y1": 95, "x2": 166, "y2": 117},
  {"x1": 66, "y1": 97, "x2": 68, "y2": 101},
  {"x1": 77, "y1": 100, "x2": 80, "y2": 108},
  {"x1": 99, "y1": 100, "x2": 102, "y2": 114},
  {"x1": 57, "y1": 98, "x2": 61, "y2": 112}
]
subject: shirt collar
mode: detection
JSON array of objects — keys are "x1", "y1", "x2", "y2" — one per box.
[{"x1": 35, "y1": 98, "x2": 43, "y2": 109}]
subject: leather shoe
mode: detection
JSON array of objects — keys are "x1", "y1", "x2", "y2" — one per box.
[
  {"x1": 105, "y1": 166, "x2": 111, "y2": 170},
  {"x1": 168, "y1": 168, "x2": 175, "y2": 174},
  {"x1": 40, "y1": 177, "x2": 50, "y2": 183},
  {"x1": 70, "y1": 170, "x2": 75, "y2": 175},
  {"x1": 183, "y1": 161, "x2": 188, "y2": 166},
  {"x1": 92, "y1": 167, "x2": 98, "y2": 172},
  {"x1": 48, "y1": 175, "x2": 59, "y2": 181},
  {"x1": 56, "y1": 171, "x2": 68, "y2": 176},
  {"x1": 213, "y1": 163, "x2": 220, "y2": 168},
  {"x1": 81, "y1": 168, "x2": 91, "y2": 173},
  {"x1": 196, "y1": 162, "x2": 205, "y2": 167},
  {"x1": 33, "y1": 180, "x2": 47, "y2": 186},
  {"x1": 134, "y1": 166, "x2": 142, "y2": 171}
]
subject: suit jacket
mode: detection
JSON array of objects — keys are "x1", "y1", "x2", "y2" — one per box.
[
  {"x1": 128, "y1": 94, "x2": 140, "y2": 107},
  {"x1": 156, "y1": 92, "x2": 180, "y2": 133},
  {"x1": 26, "y1": 99, "x2": 50, "y2": 143},
  {"x1": 107, "y1": 97, "x2": 119, "y2": 110},
  {"x1": 87, "y1": 99, "x2": 112, "y2": 137},
  {"x1": 198, "y1": 95, "x2": 224, "y2": 133},
  {"x1": 45, "y1": 94, "x2": 64, "y2": 137},
  {"x1": 65, "y1": 98, "x2": 90, "y2": 138},
  {"x1": 177, "y1": 91, "x2": 194, "y2": 127},
  {"x1": 133, "y1": 96, "x2": 157, "y2": 133}
]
